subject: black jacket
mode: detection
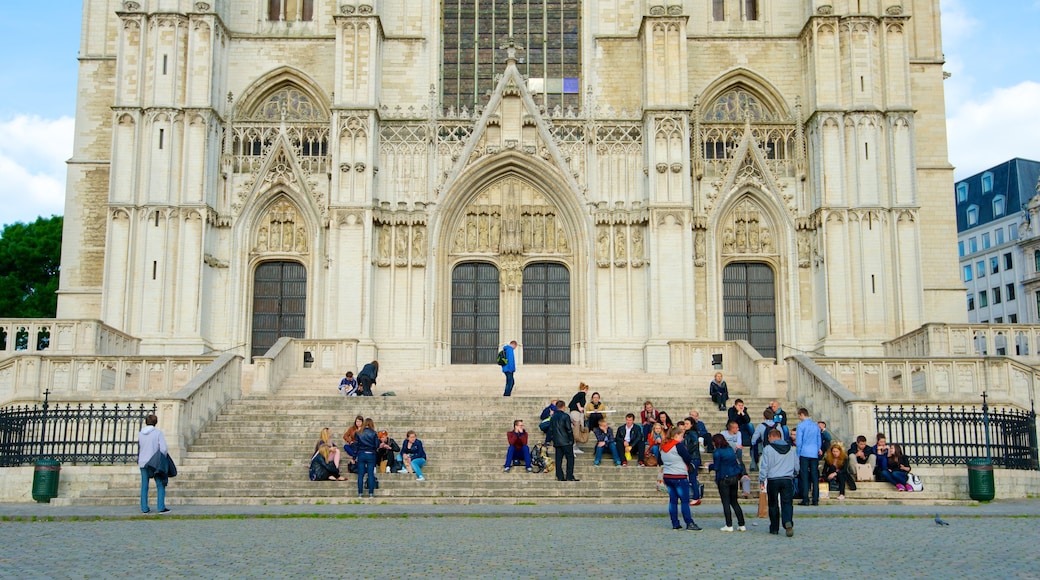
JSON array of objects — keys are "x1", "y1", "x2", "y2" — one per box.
[
  {"x1": 682, "y1": 431, "x2": 702, "y2": 467},
  {"x1": 549, "y1": 410, "x2": 574, "y2": 446},
  {"x1": 728, "y1": 407, "x2": 752, "y2": 429},
  {"x1": 356, "y1": 428, "x2": 379, "y2": 454}
]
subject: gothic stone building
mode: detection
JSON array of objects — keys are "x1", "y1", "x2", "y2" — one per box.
[{"x1": 57, "y1": 0, "x2": 966, "y2": 371}]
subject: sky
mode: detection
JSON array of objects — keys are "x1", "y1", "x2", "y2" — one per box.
[{"x1": 0, "y1": 1, "x2": 1037, "y2": 228}]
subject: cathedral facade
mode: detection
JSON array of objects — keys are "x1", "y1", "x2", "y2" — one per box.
[{"x1": 57, "y1": 0, "x2": 966, "y2": 371}]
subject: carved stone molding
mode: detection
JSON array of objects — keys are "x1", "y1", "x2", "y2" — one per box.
[
  {"x1": 333, "y1": 209, "x2": 364, "y2": 226},
  {"x1": 254, "y1": 199, "x2": 309, "y2": 254},
  {"x1": 194, "y1": 2, "x2": 211, "y2": 11},
  {"x1": 203, "y1": 253, "x2": 228, "y2": 268},
  {"x1": 357, "y1": 4, "x2": 374, "y2": 15},
  {"x1": 885, "y1": 5, "x2": 904, "y2": 16},
  {"x1": 449, "y1": 177, "x2": 572, "y2": 257},
  {"x1": 720, "y1": 197, "x2": 776, "y2": 257},
  {"x1": 817, "y1": 5, "x2": 833, "y2": 15},
  {"x1": 123, "y1": 1, "x2": 140, "y2": 11},
  {"x1": 648, "y1": 5, "x2": 666, "y2": 16},
  {"x1": 592, "y1": 202, "x2": 650, "y2": 226},
  {"x1": 340, "y1": 4, "x2": 356, "y2": 14}
]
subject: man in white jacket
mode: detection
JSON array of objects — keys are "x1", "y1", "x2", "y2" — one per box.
[{"x1": 138, "y1": 414, "x2": 169, "y2": 514}]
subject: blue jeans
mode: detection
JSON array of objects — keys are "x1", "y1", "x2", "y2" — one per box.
[
  {"x1": 663, "y1": 477, "x2": 693, "y2": 527},
  {"x1": 766, "y1": 477, "x2": 795, "y2": 533},
  {"x1": 503, "y1": 372, "x2": 514, "y2": 396},
  {"x1": 688, "y1": 469, "x2": 702, "y2": 501},
  {"x1": 410, "y1": 457, "x2": 426, "y2": 479},
  {"x1": 799, "y1": 457, "x2": 819, "y2": 504},
  {"x1": 879, "y1": 469, "x2": 909, "y2": 487},
  {"x1": 505, "y1": 445, "x2": 531, "y2": 469},
  {"x1": 358, "y1": 452, "x2": 377, "y2": 495},
  {"x1": 593, "y1": 441, "x2": 621, "y2": 465},
  {"x1": 140, "y1": 468, "x2": 166, "y2": 512}
]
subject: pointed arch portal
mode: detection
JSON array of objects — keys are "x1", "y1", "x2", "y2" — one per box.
[
  {"x1": 451, "y1": 262, "x2": 501, "y2": 364},
  {"x1": 723, "y1": 262, "x2": 776, "y2": 360},
  {"x1": 251, "y1": 261, "x2": 307, "y2": 359}
]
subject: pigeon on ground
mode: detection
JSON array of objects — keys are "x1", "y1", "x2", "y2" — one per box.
[{"x1": 934, "y1": 514, "x2": 950, "y2": 526}]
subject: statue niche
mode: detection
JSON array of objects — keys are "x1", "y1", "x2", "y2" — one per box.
[
  {"x1": 719, "y1": 197, "x2": 776, "y2": 257},
  {"x1": 450, "y1": 177, "x2": 571, "y2": 257},
  {"x1": 254, "y1": 199, "x2": 308, "y2": 254}
]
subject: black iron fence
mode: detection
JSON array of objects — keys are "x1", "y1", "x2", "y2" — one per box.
[
  {"x1": 875, "y1": 405, "x2": 1038, "y2": 470},
  {"x1": 0, "y1": 398, "x2": 156, "y2": 467}
]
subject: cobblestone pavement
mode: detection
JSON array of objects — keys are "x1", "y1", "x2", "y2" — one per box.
[{"x1": 0, "y1": 505, "x2": 1038, "y2": 578}]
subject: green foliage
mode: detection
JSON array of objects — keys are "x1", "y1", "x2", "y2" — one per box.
[{"x1": 0, "y1": 216, "x2": 63, "y2": 318}]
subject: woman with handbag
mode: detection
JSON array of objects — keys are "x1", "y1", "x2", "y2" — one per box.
[{"x1": 710, "y1": 434, "x2": 747, "y2": 532}]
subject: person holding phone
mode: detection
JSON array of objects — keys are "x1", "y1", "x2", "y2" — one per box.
[{"x1": 504, "y1": 419, "x2": 532, "y2": 472}]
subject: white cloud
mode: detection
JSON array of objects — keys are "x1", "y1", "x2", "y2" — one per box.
[
  {"x1": 947, "y1": 81, "x2": 1040, "y2": 179},
  {"x1": 0, "y1": 115, "x2": 73, "y2": 226}
]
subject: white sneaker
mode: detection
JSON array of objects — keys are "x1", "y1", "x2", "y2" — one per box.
[
  {"x1": 573, "y1": 448, "x2": 585, "y2": 454},
  {"x1": 720, "y1": 526, "x2": 734, "y2": 532},
  {"x1": 738, "y1": 525, "x2": 746, "y2": 532},
  {"x1": 416, "y1": 476, "x2": 425, "y2": 482}
]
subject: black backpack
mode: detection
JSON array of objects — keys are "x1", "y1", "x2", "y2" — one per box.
[{"x1": 496, "y1": 349, "x2": 508, "y2": 366}]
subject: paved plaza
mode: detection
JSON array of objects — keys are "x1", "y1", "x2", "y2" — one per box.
[{"x1": 0, "y1": 502, "x2": 1038, "y2": 578}]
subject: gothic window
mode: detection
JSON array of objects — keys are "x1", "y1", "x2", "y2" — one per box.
[
  {"x1": 743, "y1": 0, "x2": 758, "y2": 21},
  {"x1": 705, "y1": 88, "x2": 777, "y2": 123},
  {"x1": 441, "y1": 0, "x2": 581, "y2": 112},
  {"x1": 269, "y1": 0, "x2": 313, "y2": 22},
  {"x1": 713, "y1": 0, "x2": 725, "y2": 21}
]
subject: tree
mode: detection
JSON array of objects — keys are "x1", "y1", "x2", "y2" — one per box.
[{"x1": 0, "y1": 216, "x2": 63, "y2": 318}]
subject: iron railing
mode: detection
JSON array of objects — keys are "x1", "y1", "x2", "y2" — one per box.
[
  {"x1": 875, "y1": 404, "x2": 1038, "y2": 470},
  {"x1": 0, "y1": 395, "x2": 155, "y2": 467}
]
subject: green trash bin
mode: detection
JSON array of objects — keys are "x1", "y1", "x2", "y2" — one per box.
[
  {"x1": 967, "y1": 458, "x2": 995, "y2": 501},
  {"x1": 31, "y1": 458, "x2": 61, "y2": 503}
]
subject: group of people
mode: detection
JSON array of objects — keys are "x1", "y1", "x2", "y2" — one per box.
[{"x1": 309, "y1": 415, "x2": 429, "y2": 497}]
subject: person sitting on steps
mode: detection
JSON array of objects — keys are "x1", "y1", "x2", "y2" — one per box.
[
  {"x1": 338, "y1": 371, "x2": 357, "y2": 397},
  {"x1": 400, "y1": 430, "x2": 427, "y2": 481},
  {"x1": 822, "y1": 441, "x2": 854, "y2": 499},
  {"x1": 504, "y1": 419, "x2": 532, "y2": 473},
  {"x1": 592, "y1": 417, "x2": 622, "y2": 467},
  {"x1": 847, "y1": 435, "x2": 876, "y2": 483},
  {"x1": 709, "y1": 372, "x2": 729, "y2": 412},
  {"x1": 615, "y1": 413, "x2": 646, "y2": 466}
]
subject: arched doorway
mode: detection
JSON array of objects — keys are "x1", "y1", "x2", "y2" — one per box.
[
  {"x1": 523, "y1": 262, "x2": 571, "y2": 364},
  {"x1": 450, "y1": 262, "x2": 501, "y2": 364},
  {"x1": 251, "y1": 261, "x2": 307, "y2": 359},
  {"x1": 723, "y1": 262, "x2": 776, "y2": 360}
]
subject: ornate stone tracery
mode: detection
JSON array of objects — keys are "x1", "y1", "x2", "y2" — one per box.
[
  {"x1": 720, "y1": 197, "x2": 776, "y2": 257},
  {"x1": 254, "y1": 199, "x2": 308, "y2": 254},
  {"x1": 449, "y1": 177, "x2": 572, "y2": 257}
]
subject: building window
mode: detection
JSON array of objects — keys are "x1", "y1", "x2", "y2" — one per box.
[
  {"x1": 993, "y1": 287, "x2": 1002, "y2": 304},
  {"x1": 1004, "y1": 253, "x2": 1013, "y2": 270},
  {"x1": 743, "y1": 0, "x2": 758, "y2": 20},
  {"x1": 993, "y1": 196, "x2": 1006, "y2": 217},
  {"x1": 1010, "y1": 314, "x2": 1018, "y2": 323},
  {"x1": 969, "y1": 237, "x2": 978, "y2": 253},
  {"x1": 982, "y1": 232, "x2": 991, "y2": 249},
  {"x1": 1007, "y1": 283, "x2": 1016, "y2": 301},
  {"x1": 990, "y1": 257, "x2": 999, "y2": 275},
  {"x1": 980, "y1": 291, "x2": 988, "y2": 307},
  {"x1": 956, "y1": 183, "x2": 968, "y2": 203},
  {"x1": 1010, "y1": 224, "x2": 1019, "y2": 240},
  {"x1": 967, "y1": 294, "x2": 975, "y2": 311},
  {"x1": 996, "y1": 228, "x2": 1005, "y2": 245},
  {"x1": 1035, "y1": 250, "x2": 1040, "y2": 273},
  {"x1": 268, "y1": 0, "x2": 313, "y2": 22},
  {"x1": 966, "y1": 205, "x2": 979, "y2": 226},
  {"x1": 982, "y1": 172, "x2": 994, "y2": 194},
  {"x1": 976, "y1": 261, "x2": 985, "y2": 277},
  {"x1": 442, "y1": 0, "x2": 582, "y2": 112},
  {"x1": 995, "y1": 317, "x2": 1003, "y2": 323},
  {"x1": 713, "y1": 0, "x2": 725, "y2": 20},
  {"x1": 958, "y1": 241, "x2": 965, "y2": 257},
  {"x1": 963, "y1": 265, "x2": 973, "y2": 282}
]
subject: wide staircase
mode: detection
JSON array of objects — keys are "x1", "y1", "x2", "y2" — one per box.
[{"x1": 53, "y1": 367, "x2": 968, "y2": 506}]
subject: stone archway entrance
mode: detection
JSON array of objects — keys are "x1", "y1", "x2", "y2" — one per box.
[
  {"x1": 522, "y1": 262, "x2": 571, "y2": 364},
  {"x1": 251, "y1": 261, "x2": 307, "y2": 359},
  {"x1": 722, "y1": 262, "x2": 776, "y2": 360},
  {"x1": 450, "y1": 262, "x2": 501, "y2": 364}
]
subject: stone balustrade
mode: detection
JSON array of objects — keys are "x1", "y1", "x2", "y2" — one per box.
[
  {"x1": 157, "y1": 353, "x2": 242, "y2": 463},
  {"x1": 885, "y1": 323, "x2": 1040, "y2": 362},
  {"x1": 0, "y1": 319, "x2": 139, "y2": 360},
  {"x1": 668, "y1": 339, "x2": 781, "y2": 398},
  {"x1": 0, "y1": 355, "x2": 217, "y2": 406},
  {"x1": 252, "y1": 338, "x2": 360, "y2": 395}
]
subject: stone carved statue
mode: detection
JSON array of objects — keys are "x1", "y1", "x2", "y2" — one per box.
[
  {"x1": 614, "y1": 229, "x2": 627, "y2": 261},
  {"x1": 722, "y1": 227, "x2": 735, "y2": 253},
  {"x1": 379, "y1": 225, "x2": 391, "y2": 261},
  {"x1": 295, "y1": 226, "x2": 307, "y2": 253},
  {"x1": 453, "y1": 226, "x2": 466, "y2": 253},
  {"x1": 632, "y1": 228, "x2": 644, "y2": 260},
  {"x1": 798, "y1": 231, "x2": 810, "y2": 268},
  {"x1": 257, "y1": 226, "x2": 268, "y2": 252},
  {"x1": 395, "y1": 226, "x2": 409, "y2": 266},
  {"x1": 557, "y1": 228, "x2": 569, "y2": 254},
  {"x1": 760, "y1": 227, "x2": 773, "y2": 253},
  {"x1": 597, "y1": 228, "x2": 610, "y2": 266},
  {"x1": 412, "y1": 227, "x2": 426, "y2": 264},
  {"x1": 694, "y1": 231, "x2": 705, "y2": 266}
]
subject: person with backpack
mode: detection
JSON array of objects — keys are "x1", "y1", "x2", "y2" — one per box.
[
  {"x1": 499, "y1": 340, "x2": 518, "y2": 396},
  {"x1": 751, "y1": 408, "x2": 778, "y2": 471}
]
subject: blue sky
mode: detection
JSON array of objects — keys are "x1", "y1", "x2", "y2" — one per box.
[{"x1": 0, "y1": 1, "x2": 1037, "y2": 227}]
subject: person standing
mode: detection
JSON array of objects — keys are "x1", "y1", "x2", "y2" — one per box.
[
  {"x1": 710, "y1": 434, "x2": 746, "y2": 532},
  {"x1": 758, "y1": 428, "x2": 799, "y2": 537},
  {"x1": 660, "y1": 426, "x2": 702, "y2": 531},
  {"x1": 549, "y1": 400, "x2": 578, "y2": 481},
  {"x1": 356, "y1": 418, "x2": 379, "y2": 498},
  {"x1": 138, "y1": 414, "x2": 170, "y2": 514},
  {"x1": 357, "y1": 361, "x2": 379, "y2": 396},
  {"x1": 795, "y1": 408, "x2": 822, "y2": 506},
  {"x1": 503, "y1": 419, "x2": 532, "y2": 472},
  {"x1": 501, "y1": 341, "x2": 518, "y2": 396}
]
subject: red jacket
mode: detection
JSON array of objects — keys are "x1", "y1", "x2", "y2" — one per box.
[{"x1": 507, "y1": 430, "x2": 528, "y2": 450}]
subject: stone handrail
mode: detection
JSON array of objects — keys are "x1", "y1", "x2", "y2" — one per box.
[
  {"x1": 668, "y1": 340, "x2": 779, "y2": 398},
  {"x1": 0, "y1": 355, "x2": 217, "y2": 406},
  {"x1": 786, "y1": 355, "x2": 875, "y2": 443},
  {"x1": 0, "y1": 319, "x2": 139, "y2": 359},
  {"x1": 252, "y1": 338, "x2": 361, "y2": 395},
  {"x1": 156, "y1": 353, "x2": 242, "y2": 462},
  {"x1": 885, "y1": 323, "x2": 1040, "y2": 361}
]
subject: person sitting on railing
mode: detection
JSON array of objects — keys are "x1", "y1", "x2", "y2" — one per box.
[
  {"x1": 822, "y1": 442, "x2": 854, "y2": 499},
  {"x1": 878, "y1": 443, "x2": 913, "y2": 491}
]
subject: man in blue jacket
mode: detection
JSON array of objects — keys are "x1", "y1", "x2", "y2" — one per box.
[
  {"x1": 501, "y1": 340, "x2": 518, "y2": 396},
  {"x1": 795, "y1": 408, "x2": 822, "y2": 506}
]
